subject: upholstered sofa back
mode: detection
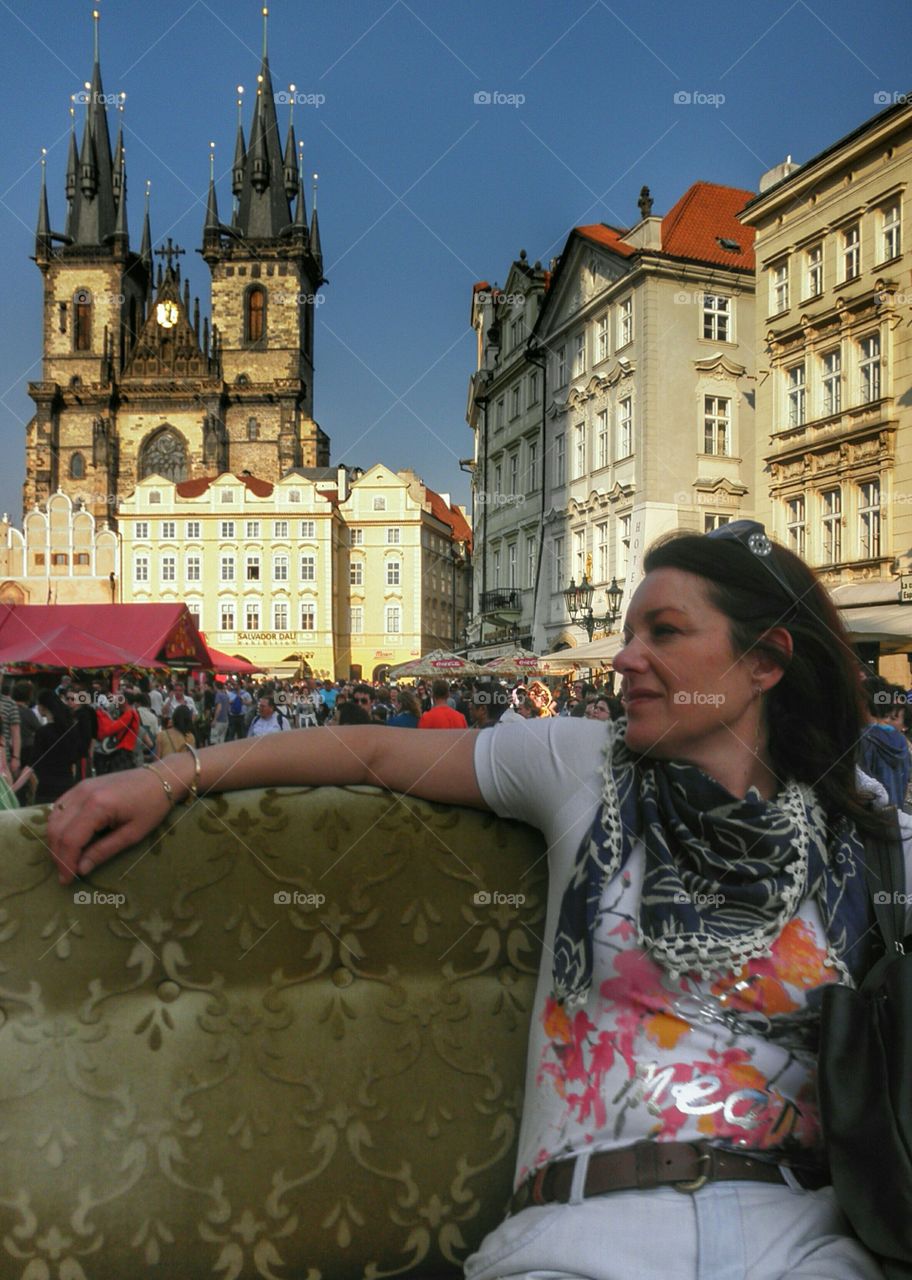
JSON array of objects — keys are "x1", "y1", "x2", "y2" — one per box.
[{"x1": 0, "y1": 786, "x2": 546, "y2": 1280}]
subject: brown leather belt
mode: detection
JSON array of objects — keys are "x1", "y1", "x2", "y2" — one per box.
[{"x1": 509, "y1": 1141, "x2": 828, "y2": 1214}]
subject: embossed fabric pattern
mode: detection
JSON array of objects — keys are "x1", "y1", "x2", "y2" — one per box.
[{"x1": 0, "y1": 786, "x2": 546, "y2": 1280}]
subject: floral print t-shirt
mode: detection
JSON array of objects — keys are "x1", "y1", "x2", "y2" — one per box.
[{"x1": 473, "y1": 718, "x2": 849, "y2": 1186}]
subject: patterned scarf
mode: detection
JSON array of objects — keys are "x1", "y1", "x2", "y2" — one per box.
[{"x1": 552, "y1": 719, "x2": 872, "y2": 1006}]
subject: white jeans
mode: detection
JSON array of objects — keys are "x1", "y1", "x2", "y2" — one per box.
[
  {"x1": 209, "y1": 720, "x2": 228, "y2": 745},
  {"x1": 464, "y1": 1182, "x2": 883, "y2": 1280}
]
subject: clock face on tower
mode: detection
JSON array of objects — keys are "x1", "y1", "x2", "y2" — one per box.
[{"x1": 156, "y1": 301, "x2": 179, "y2": 329}]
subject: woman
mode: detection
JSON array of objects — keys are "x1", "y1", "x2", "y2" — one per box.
[
  {"x1": 155, "y1": 703, "x2": 196, "y2": 759},
  {"x1": 388, "y1": 687, "x2": 421, "y2": 728},
  {"x1": 27, "y1": 689, "x2": 79, "y2": 804},
  {"x1": 46, "y1": 521, "x2": 898, "y2": 1280}
]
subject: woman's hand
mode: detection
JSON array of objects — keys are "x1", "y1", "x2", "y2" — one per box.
[{"x1": 46, "y1": 767, "x2": 176, "y2": 885}]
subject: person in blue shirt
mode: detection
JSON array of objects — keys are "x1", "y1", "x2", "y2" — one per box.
[{"x1": 858, "y1": 675, "x2": 912, "y2": 808}]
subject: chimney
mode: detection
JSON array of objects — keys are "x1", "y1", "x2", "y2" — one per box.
[{"x1": 336, "y1": 464, "x2": 348, "y2": 502}]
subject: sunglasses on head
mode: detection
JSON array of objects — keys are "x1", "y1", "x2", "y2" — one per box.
[{"x1": 705, "y1": 519, "x2": 802, "y2": 614}]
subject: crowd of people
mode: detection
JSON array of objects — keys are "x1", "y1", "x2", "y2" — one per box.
[{"x1": 0, "y1": 670, "x2": 622, "y2": 810}]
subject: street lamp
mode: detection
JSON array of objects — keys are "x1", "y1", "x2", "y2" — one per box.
[{"x1": 563, "y1": 575, "x2": 624, "y2": 641}]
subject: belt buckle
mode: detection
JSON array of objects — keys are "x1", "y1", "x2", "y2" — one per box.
[{"x1": 673, "y1": 1146, "x2": 712, "y2": 1194}]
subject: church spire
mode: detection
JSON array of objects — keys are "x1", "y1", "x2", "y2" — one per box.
[
  {"x1": 69, "y1": 8, "x2": 118, "y2": 246},
  {"x1": 232, "y1": 86, "x2": 246, "y2": 203},
  {"x1": 235, "y1": 6, "x2": 293, "y2": 238},
  {"x1": 309, "y1": 171, "x2": 322, "y2": 272},
  {"x1": 113, "y1": 138, "x2": 128, "y2": 246},
  {"x1": 202, "y1": 142, "x2": 221, "y2": 259},
  {"x1": 35, "y1": 149, "x2": 51, "y2": 262},
  {"x1": 283, "y1": 93, "x2": 299, "y2": 199},
  {"x1": 294, "y1": 142, "x2": 308, "y2": 233},
  {"x1": 140, "y1": 180, "x2": 152, "y2": 270}
]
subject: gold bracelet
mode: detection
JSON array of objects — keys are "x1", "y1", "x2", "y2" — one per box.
[
  {"x1": 180, "y1": 742, "x2": 201, "y2": 803},
  {"x1": 142, "y1": 763, "x2": 176, "y2": 808}
]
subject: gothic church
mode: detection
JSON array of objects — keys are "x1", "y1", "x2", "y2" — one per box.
[{"x1": 27, "y1": 11, "x2": 328, "y2": 524}]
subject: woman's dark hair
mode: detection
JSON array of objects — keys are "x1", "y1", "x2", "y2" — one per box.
[
  {"x1": 171, "y1": 704, "x2": 194, "y2": 737},
  {"x1": 37, "y1": 689, "x2": 73, "y2": 731},
  {"x1": 642, "y1": 531, "x2": 878, "y2": 832}
]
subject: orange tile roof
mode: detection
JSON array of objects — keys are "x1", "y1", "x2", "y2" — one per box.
[
  {"x1": 660, "y1": 182, "x2": 755, "y2": 269},
  {"x1": 425, "y1": 486, "x2": 473, "y2": 552},
  {"x1": 175, "y1": 474, "x2": 274, "y2": 498},
  {"x1": 577, "y1": 223, "x2": 636, "y2": 256}
]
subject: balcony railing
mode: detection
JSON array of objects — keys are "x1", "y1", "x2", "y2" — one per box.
[{"x1": 480, "y1": 588, "x2": 522, "y2": 617}]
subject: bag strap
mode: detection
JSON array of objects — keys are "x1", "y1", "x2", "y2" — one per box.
[{"x1": 861, "y1": 808, "x2": 906, "y2": 958}]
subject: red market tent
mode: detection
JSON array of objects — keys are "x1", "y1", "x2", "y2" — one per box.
[
  {"x1": 0, "y1": 603, "x2": 209, "y2": 672},
  {"x1": 204, "y1": 646, "x2": 264, "y2": 676}
]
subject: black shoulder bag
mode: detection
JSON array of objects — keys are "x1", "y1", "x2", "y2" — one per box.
[{"x1": 819, "y1": 811, "x2": 912, "y2": 1279}]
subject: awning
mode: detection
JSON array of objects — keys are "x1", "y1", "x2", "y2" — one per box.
[
  {"x1": 545, "y1": 633, "x2": 625, "y2": 668},
  {"x1": 838, "y1": 605, "x2": 912, "y2": 651},
  {"x1": 0, "y1": 603, "x2": 209, "y2": 670},
  {"x1": 205, "y1": 647, "x2": 265, "y2": 675}
]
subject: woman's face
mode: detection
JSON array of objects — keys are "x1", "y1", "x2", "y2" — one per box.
[
  {"x1": 613, "y1": 567, "x2": 772, "y2": 772},
  {"x1": 591, "y1": 699, "x2": 612, "y2": 721}
]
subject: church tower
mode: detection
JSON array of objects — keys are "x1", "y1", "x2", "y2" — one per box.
[
  {"x1": 25, "y1": 8, "x2": 329, "y2": 523},
  {"x1": 27, "y1": 9, "x2": 151, "y2": 517},
  {"x1": 201, "y1": 6, "x2": 329, "y2": 476}
]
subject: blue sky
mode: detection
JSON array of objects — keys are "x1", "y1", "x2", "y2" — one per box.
[{"x1": 1, "y1": 0, "x2": 911, "y2": 523}]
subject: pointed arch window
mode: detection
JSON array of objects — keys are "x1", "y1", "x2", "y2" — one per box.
[
  {"x1": 139, "y1": 427, "x2": 188, "y2": 483},
  {"x1": 74, "y1": 288, "x2": 92, "y2": 352},
  {"x1": 69, "y1": 452, "x2": 86, "y2": 480},
  {"x1": 245, "y1": 285, "x2": 267, "y2": 346}
]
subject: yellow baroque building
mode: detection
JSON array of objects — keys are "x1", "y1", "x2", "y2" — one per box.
[{"x1": 116, "y1": 465, "x2": 471, "y2": 680}]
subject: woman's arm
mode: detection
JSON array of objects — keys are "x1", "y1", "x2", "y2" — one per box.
[{"x1": 47, "y1": 726, "x2": 485, "y2": 884}]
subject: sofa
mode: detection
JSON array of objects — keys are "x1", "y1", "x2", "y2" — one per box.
[{"x1": 0, "y1": 786, "x2": 547, "y2": 1280}]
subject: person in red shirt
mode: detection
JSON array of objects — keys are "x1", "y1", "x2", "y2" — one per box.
[{"x1": 417, "y1": 679, "x2": 468, "y2": 729}]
